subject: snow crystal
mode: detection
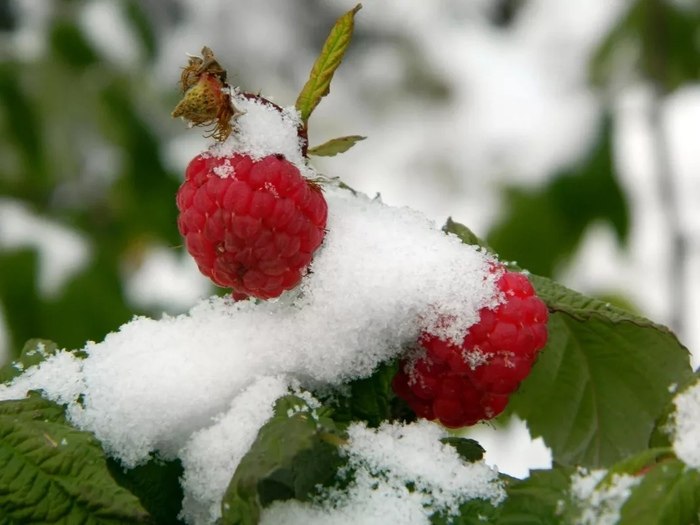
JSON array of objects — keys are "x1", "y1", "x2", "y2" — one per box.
[
  {"x1": 570, "y1": 468, "x2": 639, "y2": 525},
  {"x1": 671, "y1": 379, "x2": 700, "y2": 469},
  {"x1": 179, "y1": 375, "x2": 291, "y2": 525},
  {"x1": 0, "y1": 182, "x2": 500, "y2": 523},
  {"x1": 260, "y1": 420, "x2": 505, "y2": 525},
  {"x1": 208, "y1": 91, "x2": 307, "y2": 172}
]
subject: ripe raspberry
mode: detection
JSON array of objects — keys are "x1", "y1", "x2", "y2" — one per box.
[
  {"x1": 177, "y1": 153, "x2": 328, "y2": 299},
  {"x1": 393, "y1": 268, "x2": 548, "y2": 428}
]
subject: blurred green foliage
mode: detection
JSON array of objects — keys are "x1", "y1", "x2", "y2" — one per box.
[
  {"x1": 0, "y1": 0, "x2": 184, "y2": 356},
  {"x1": 0, "y1": 0, "x2": 698, "y2": 362}
]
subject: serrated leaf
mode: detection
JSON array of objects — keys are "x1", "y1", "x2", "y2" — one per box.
[
  {"x1": 510, "y1": 275, "x2": 692, "y2": 468},
  {"x1": 619, "y1": 458, "x2": 700, "y2": 525},
  {"x1": 443, "y1": 217, "x2": 494, "y2": 254},
  {"x1": 0, "y1": 395, "x2": 150, "y2": 523},
  {"x1": 221, "y1": 395, "x2": 346, "y2": 525},
  {"x1": 496, "y1": 467, "x2": 574, "y2": 524},
  {"x1": 307, "y1": 135, "x2": 366, "y2": 157},
  {"x1": 440, "y1": 437, "x2": 485, "y2": 462},
  {"x1": 487, "y1": 117, "x2": 628, "y2": 277},
  {"x1": 295, "y1": 4, "x2": 361, "y2": 126}
]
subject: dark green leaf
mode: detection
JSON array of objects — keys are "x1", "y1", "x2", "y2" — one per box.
[
  {"x1": 107, "y1": 456, "x2": 186, "y2": 524},
  {"x1": 431, "y1": 497, "x2": 500, "y2": 525},
  {"x1": 0, "y1": 338, "x2": 59, "y2": 384},
  {"x1": 307, "y1": 135, "x2": 366, "y2": 157},
  {"x1": 331, "y1": 360, "x2": 398, "y2": 427},
  {"x1": 295, "y1": 4, "x2": 362, "y2": 126},
  {"x1": 619, "y1": 458, "x2": 700, "y2": 525},
  {"x1": 221, "y1": 395, "x2": 346, "y2": 525},
  {"x1": 487, "y1": 117, "x2": 628, "y2": 277},
  {"x1": 0, "y1": 395, "x2": 150, "y2": 523},
  {"x1": 510, "y1": 275, "x2": 692, "y2": 468},
  {"x1": 440, "y1": 437, "x2": 485, "y2": 462},
  {"x1": 496, "y1": 467, "x2": 574, "y2": 525}
]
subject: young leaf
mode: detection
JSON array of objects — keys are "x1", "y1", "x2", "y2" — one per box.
[
  {"x1": 295, "y1": 4, "x2": 362, "y2": 126},
  {"x1": 618, "y1": 458, "x2": 700, "y2": 525},
  {"x1": 442, "y1": 217, "x2": 494, "y2": 254},
  {"x1": 307, "y1": 135, "x2": 366, "y2": 157},
  {"x1": 510, "y1": 275, "x2": 692, "y2": 468},
  {"x1": 221, "y1": 395, "x2": 346, "y2": 525},
  {"x1": 0, "y1": 394, "x2": 150, "y2": 523}
]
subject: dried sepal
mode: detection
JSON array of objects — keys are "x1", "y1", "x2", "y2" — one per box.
[{"x1": 172, "y1": 47, "x2": 242, "y2": 141}]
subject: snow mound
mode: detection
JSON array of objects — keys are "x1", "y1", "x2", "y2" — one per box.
[{"x1": 261, "y1": 420, "x2": 505, "y2": 525}]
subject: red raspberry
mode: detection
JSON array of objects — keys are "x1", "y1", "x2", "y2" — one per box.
[
  {"x1": 177, "y1": 153, "x2": 328, "y2": 299},
  {"x1": 393, "y1": 268, "x2": 548, "y2": 428}
]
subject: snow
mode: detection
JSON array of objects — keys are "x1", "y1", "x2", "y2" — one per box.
[
  {"x1": 179, "y1": 375, "x2": 291, "y2": 524},
  {"x1": 207, "y1": 92, "x2": 308, "y2": 174},
  {"x1": 0, "y1": 180, "x2": 501, "y2": 523},
  {"x1": 570, "y1": 468, "x2": 640, "y2": 525},
  {"x1": 260, "y1": 420, "x2": 505, "y2": 525},
  {"x1": 671, "y1": 378, "x2": 700, "y2": 469}
]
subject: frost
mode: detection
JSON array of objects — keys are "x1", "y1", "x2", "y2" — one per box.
[
  {"x1": 260, "y1": 420, "x2": 505, "y2": 525},
  {"x1": 671, "y1": 379, "x2": 700, "y2": 469},
  {"x1": 570, "y1": 468, "x2": 639, "y2": 525},
  {"x1": 0, "y1": 184, "x2": 500, "y2": 523}
]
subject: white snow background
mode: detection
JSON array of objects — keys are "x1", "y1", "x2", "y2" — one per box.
[{"x1": 2, "y1": 0, "x2": 700, "y2": 515}]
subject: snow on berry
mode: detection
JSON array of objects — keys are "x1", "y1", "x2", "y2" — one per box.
[
  {"x1": 0, "y1": 184, "x2": 504, "y2": 523},
  {"x1": 393, "y1": 268, "x2": 548, "y2": 428}
]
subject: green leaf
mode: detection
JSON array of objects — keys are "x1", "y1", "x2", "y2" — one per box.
[
  {"x1": 295, "y1": 4, "x2": 362, "y2": 126},
  {"x1": 331, "y1": 360, "x2": 398, "y2": 427},
  {"x1": 431, "y1": 498, "x2": 500, "y2": 525},
  {"x1": 107, "y1": 456, "x2": 185, "y2": 524},
  {"x1": 496, "y1": 467, "x2": 574, "y2": 524},
  {"x1": 440, "y1": 437, "x2": 485, "y2": 462},
  {"x1": 443, "y1": 217, "x2": 494, "y2": 254},
  {"x1": 307, "y1": 135, "x2": 366, "y2": 157},
  {"x1": 0, "y1": 395, "x2": 150, "y2": 523},
  {"x1": 619, "y1": 458, "x2": 700, "y2": 525},
  {"x1": 221, "y1": 395, "x2": 346, "y2": 525},
  {"x1": 0, "y1": 338, "x2": 60, "y2": 384},
  {"x1": 510, "y1": 274, "x2": 692, "y2": 468},
  {"x1": 487, "y1": 117, "x2": 629, "y2": 277}
]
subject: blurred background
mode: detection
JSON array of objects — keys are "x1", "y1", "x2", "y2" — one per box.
[{"x1": 0, "y1": 0, "x2": 699, "y2": 472}]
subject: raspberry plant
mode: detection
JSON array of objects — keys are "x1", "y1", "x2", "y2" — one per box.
[{"x1": 0, "y1": 5, "x2": 698, "y2": 525}]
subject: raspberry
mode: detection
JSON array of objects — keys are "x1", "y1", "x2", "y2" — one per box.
[
  {"x1": 177, "y1": 153, "x2": 328, "y2": 299},
  {"x1": 393, "y1": 268, "x2": 548, "y2": 428}
]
